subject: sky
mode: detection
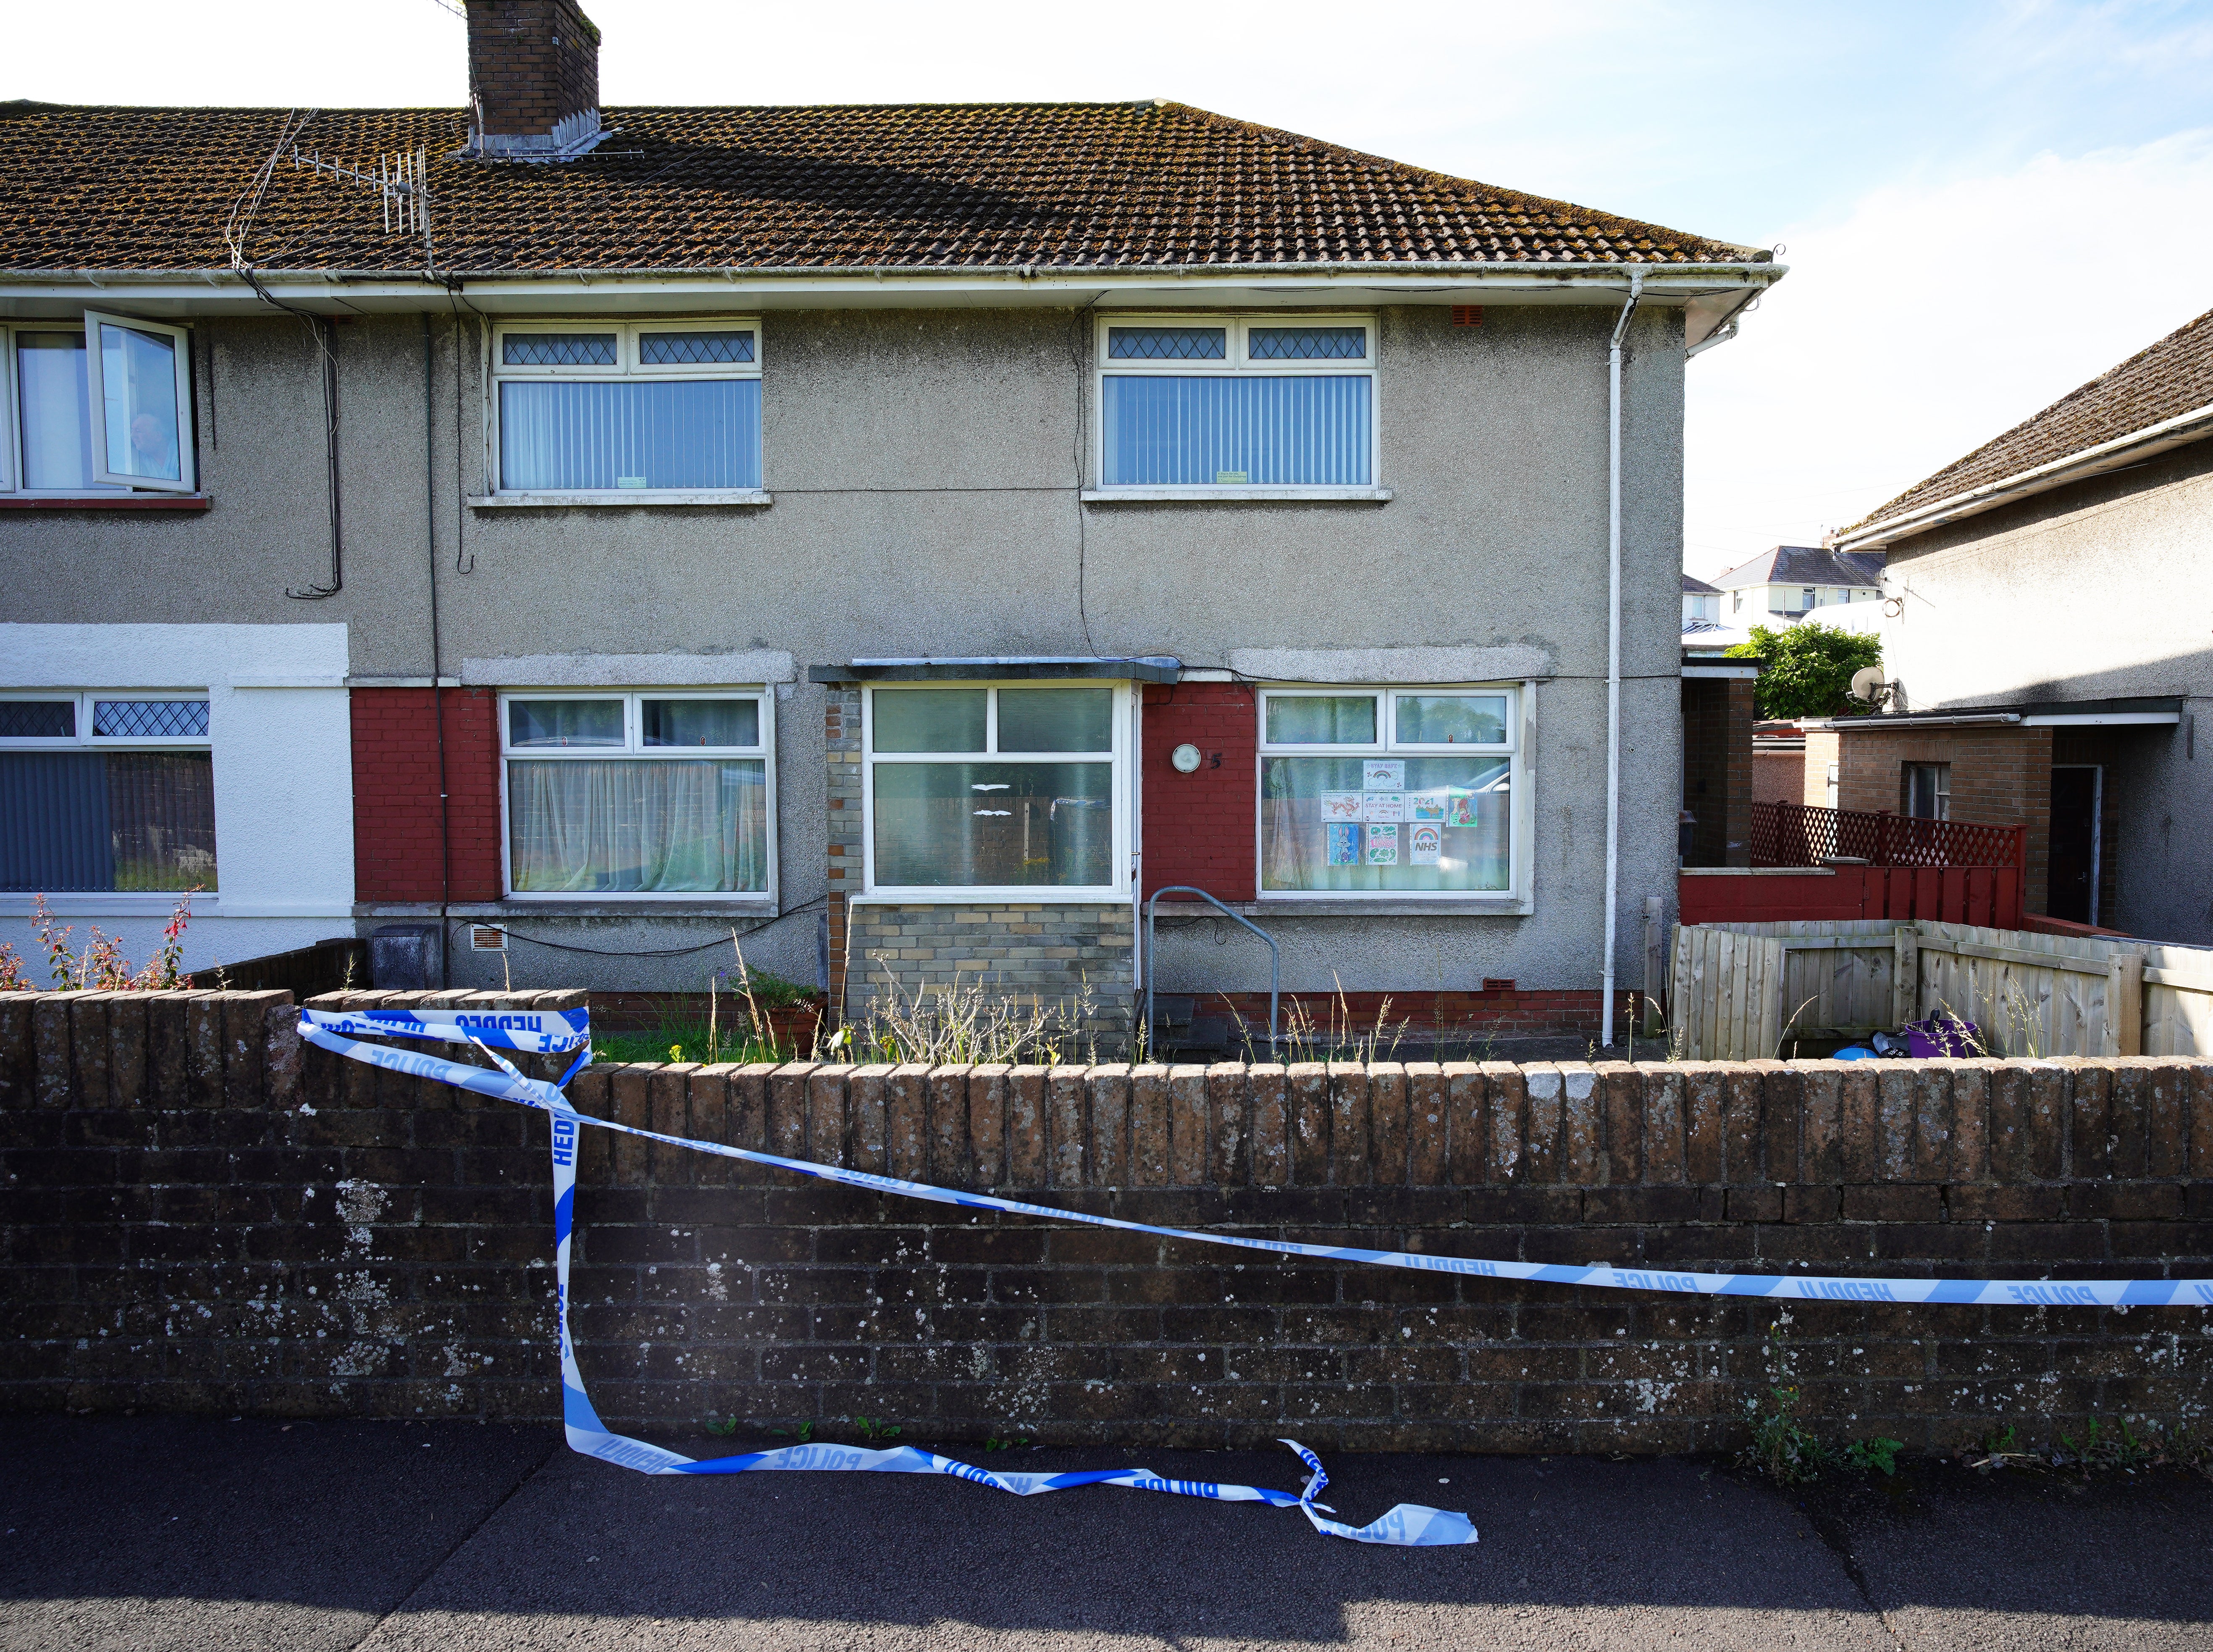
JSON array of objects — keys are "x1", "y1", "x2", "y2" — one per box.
[{"x1": 12, "y1": 0, "x2": 2213, "y2": 575}]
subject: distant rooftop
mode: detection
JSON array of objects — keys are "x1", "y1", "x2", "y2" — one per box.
[{"x1": 1710, "y1": 545, "x2": 1883, "y2": 590}]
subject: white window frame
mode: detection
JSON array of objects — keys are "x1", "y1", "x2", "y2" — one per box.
[
  {"x1": 0, "y1": 320, "x2": 199, "y2": 497},
  {"x1": 81, "y1": 311, "x2": 197, "y2": 493},
  {"x1": 0, "y1": 690, "x2": 211, "y2": 750},
  {"x1": 486, "y1": 318, "x2": 764, "y2": 504},
  {"x1": 0, "y1": 689, "x2": 215, "y2": 898},
  {"x1": 496, "y1": 687, "x2": 777, "y2": 904},
  {"x1": 860, "y1": 681, "x2": 1131, "y2": 902},
  {"x1": 1089, "y1": 313, "x2": 1381, "y2": 499},
  {"x1": 1254, "y1": 683, "x2": 1530, "y2": 904}
]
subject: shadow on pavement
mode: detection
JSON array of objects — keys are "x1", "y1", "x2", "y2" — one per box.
[{"x1": 5, "y1": 1419, "x2": 2210, "y2": 1651}]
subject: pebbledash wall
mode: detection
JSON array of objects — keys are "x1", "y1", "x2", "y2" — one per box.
[{"x1": 6, "y1": 987, "x2": 2211, "y2": 1453}]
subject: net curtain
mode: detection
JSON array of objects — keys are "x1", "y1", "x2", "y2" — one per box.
[{"x1": 508, "y1": 759, "x2": 767, "y2": 893}]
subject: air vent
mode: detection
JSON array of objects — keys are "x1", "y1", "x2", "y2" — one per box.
[
  {"x1": 1452, "y1": 306, "x2": 1484, "y2": 328},
  {"x1": 471, "y1": 926, "x2": 507, "y2": 951}
]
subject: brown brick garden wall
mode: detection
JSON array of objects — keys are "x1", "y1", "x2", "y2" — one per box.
[{"x1": 5, "y1": 988, "x2": 2211, "y2": 1456}]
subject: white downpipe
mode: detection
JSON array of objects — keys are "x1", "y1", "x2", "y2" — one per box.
[{"x1": 1601, "y1": 270, "x2": 1644, "y2": 1050}]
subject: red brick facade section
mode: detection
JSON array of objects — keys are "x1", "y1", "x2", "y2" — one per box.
[
  {"x1": 1141, "y1": 683, "x2": 1257, "y2": 903},
  {"x1": 349, "y1": 688, "x2": 503, "y2": 902},
  {"x1": 466, "y1": 0, "x2": 600, "y2": 139},
  {"x1": 1680, "y1": 678, "x2": 1754, "y2": 866},
  {"x1": 1803, "y1": 725, "x2": 2053, "y2": 913}
]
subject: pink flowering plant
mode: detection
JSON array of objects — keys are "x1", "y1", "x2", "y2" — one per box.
[{"x1": 0, "y1": 890, "x2": 200, "y2": 992}]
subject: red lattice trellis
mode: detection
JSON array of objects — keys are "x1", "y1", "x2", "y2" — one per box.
[{"x1": 1749, "y1": 801, "x2": 2025, "y2": 871}]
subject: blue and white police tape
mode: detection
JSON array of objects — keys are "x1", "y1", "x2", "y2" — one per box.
[
  {"x1": 294, "y1": 1016, "x2": 2213, "y2": 1543},
  {"x1": 297, "y1": 1010, "x2": 1474, "y2": 1546},
  {"x1": 303, "y1": 1003, "x2": 591, "y2": 1058}
]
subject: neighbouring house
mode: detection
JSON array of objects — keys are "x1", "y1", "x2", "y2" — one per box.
[
  {"x1": 1709, "y1": 544, "x2": 1884, "y2": 625},
  {"x1": 1826, "y1": 305, "x2": 2210, "y2": 938},
  {"x1": 0, "y1": 1, "x2": 1782, "y2": 1045},
  {"x1": 1752, "y1": 720, "x2": 1806, "y2": 809},
  {"x1": 1681, "y1": 572, "x2": 1722, "y2": 628}
]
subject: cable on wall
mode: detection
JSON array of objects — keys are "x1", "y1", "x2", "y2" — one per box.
[{"x1": 454, "y1": 896, "x2": 827, "y2": 959}]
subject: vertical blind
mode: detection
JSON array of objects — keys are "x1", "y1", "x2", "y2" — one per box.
[
  {"x1": 1101, "y1": 375, "x2": 1371, "y2": 486},
  {"x1": 500, "y1": 380, "x2": 763, "y2": 491},
  {"x1": 0, "y1": 751, "x2": 216, "y2": 891}
]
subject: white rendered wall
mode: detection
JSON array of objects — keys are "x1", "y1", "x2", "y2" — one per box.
[{"x1": 0, "y1": 623, "x2": 353, "y2": 978}]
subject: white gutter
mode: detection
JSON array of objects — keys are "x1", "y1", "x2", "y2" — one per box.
[
  {"x1": 1802, "y1": 713, "x2": 2021, "y2": 731},
  {"x1": 0, "y1": 260, "x2": 1782, "y2": 319},
  {"x1": 1601, "y1": 268, "x2": 1643, "y2": 1051},
  {"x1": 1838, "y1": 398, "x2": 2213, "y2": 551}
]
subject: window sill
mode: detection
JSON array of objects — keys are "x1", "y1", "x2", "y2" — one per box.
[
  {"x1": 850, "y1": 892, "x2": 1130, "y2": 906},
  {"x1": 468, "y1": 490, "x2": 772, "y2": 509},
  {"x1": 1079, "y1": 486, "x2": 1391, "y2": 504},
  {"x1": 0, "y1": 893, "x2": 223, "y2": 918},
  {"x1": 1239, "y1": 899, "x2": 1531, "y2": 912},
  {"x1": 0, "y1": 494, "x2": 211, "y2": 511}
]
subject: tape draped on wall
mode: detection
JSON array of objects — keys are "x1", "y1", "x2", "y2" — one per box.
[
  {"x1": 296, "y1": 1011, "x2": 2213, "y2": 1541},
  {"x1": 297, "y1": 1010, "x2": 1475, "y2": 1547}
]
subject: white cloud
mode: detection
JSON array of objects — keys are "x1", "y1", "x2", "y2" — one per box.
[{"x1": 1684, "y1": 128, "x2": 2213, "y2": 575}]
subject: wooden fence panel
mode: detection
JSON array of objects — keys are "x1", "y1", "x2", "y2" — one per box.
[{"x1": 1677, "y1": 917, "x2": 2213, "y2": 1058}]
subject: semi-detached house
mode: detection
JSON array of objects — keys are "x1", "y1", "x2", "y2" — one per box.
[{"x1": 0, "y1": 0, "x2": 1781, "y2": 1050}]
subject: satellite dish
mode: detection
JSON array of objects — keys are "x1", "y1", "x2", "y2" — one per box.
[{"x1": 1850, "y1": 667, "x2": 1889, "y2": 706}]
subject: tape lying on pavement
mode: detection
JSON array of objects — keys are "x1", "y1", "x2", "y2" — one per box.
[
  {"x1": 297, "y1": 1010, "x2": 2213, "y2": 1540},
  {"x1": 298, "y1": 1012, "x2": 1473, "y2": 1545}
]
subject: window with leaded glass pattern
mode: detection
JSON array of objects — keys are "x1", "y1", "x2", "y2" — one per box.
[
  {"x1": 491, "y1": 321, "x2": 762, "y2": 496},
  {"x1": 0, "y1": 693, "x2": 215, "y2": 893},
  {"x1": 1097, "y1": 315, "x2": 1376, "y2": 491}
]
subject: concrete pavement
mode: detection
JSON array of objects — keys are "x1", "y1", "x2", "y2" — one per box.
[{"x1": 4, "y1": 1418, "x2": 2209, "y2": 1650}]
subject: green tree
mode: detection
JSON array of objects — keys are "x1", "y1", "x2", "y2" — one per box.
[{"x1": 1725, "y1": 622, "x2": 1882, "y2": 720}]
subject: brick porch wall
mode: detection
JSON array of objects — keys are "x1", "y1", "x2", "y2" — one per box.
[{"x1": 1819, "y1": 725, "x2": 2052, "y2": 912}]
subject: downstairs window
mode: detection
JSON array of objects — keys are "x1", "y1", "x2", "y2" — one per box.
[
  {"x1": 501, "y1": 691, "x2": 773, "y2": 896},
  {"x1": 1257, "y1": 687, "x2": 1519, "y2": 898},
  {"x1": 0, "y1": 694, "x2": 216, "y2": 891}
]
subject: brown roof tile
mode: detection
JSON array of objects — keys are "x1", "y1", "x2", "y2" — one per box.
[
  {"x1": 1855, "y1": 304, "x2": 2213, "y2": 531},
  {"x1": 0, "y1": 99, "x2": 1763, "y2": 275}
]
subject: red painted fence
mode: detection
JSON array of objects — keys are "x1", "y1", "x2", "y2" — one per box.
[{"x1": 1679, "y1": 863, "x2": 2024, "y2": 929}]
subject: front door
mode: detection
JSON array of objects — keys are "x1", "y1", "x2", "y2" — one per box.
[{"x1": 2048, "y1": 765, "x2": 2102, "y2": 924}]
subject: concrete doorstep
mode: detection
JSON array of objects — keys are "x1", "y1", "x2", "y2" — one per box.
[{"x1": 4, "y1": 1418, "x2": 2210, "y2": 1652}]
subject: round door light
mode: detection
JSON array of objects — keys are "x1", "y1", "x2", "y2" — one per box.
[{"x1": 1171, "y1": 743, "x2": 1203, "y2": 774}]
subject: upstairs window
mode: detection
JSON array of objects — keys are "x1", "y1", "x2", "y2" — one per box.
[
  {"x1": 1, "y1": 316, "x2": 197, "y2": 496},
  {"x1": 1258, "y1": 687, "x2": 1519, "y2": 898},
  {"x1": 492, "y1": 321, "x2": 761, "y2": 496},
  {"x1": 0, "y1": 693, "x2": 215, "y2": 892},
  {"x1": 1097, "y1": 315, "x2": 1375, "y2": 491},
  {"x1": 501, "y1": 691, "x2": 773, "y2": 897}
]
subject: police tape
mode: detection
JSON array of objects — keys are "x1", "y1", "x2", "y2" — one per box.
[
  {"x1": 305, "y1": 1003, "x2": 591, "y2": 1057},
  {"x1": 297, "y1": 1011, "x2": 1474, "y2": 1547},
  {"x1": 296, "y1": 1011, "x2": 2213, "y2": 1541}
]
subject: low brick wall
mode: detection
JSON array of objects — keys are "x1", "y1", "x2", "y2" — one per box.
[{"x1": 4, "y1": 988, "x2": 2210, "y2": 1455}]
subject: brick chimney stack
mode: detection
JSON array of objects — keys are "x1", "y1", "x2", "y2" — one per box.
[{"x1": 464, "y1": 0, "x2": 605, "y2": 160}]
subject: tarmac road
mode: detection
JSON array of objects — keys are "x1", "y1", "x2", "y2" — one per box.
[{"x1": 4, "y1": 1417, "x2": 2209, "y2": 1651}]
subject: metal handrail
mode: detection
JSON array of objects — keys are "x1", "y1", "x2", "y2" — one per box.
[{"x1": 1144, "y1": 887, "x2": 1279, "y2": 1057}]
